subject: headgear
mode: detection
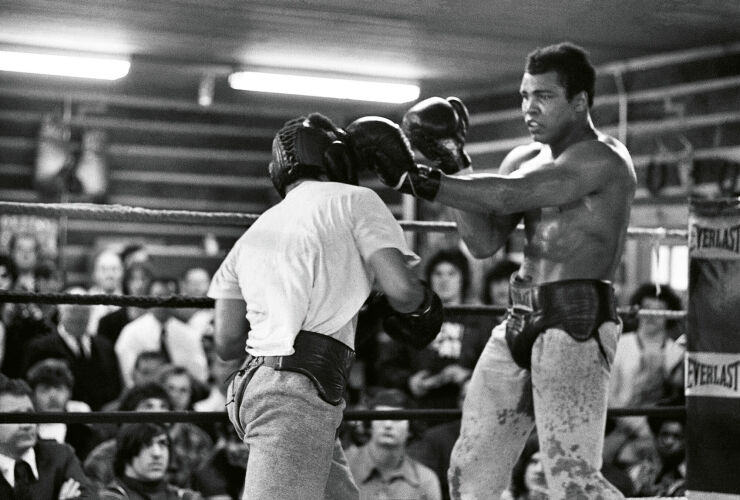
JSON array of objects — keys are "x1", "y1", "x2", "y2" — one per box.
[{"x1": 269, "y1": 113, "x2": 359, "y2": 197}]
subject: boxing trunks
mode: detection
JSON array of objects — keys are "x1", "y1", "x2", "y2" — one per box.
[
  {"x1": 235, "y1": 330, "x2": 355, "y2": 406},
  {"x1": 504, "y1": 274, "x2": 619, "y2": 369}
]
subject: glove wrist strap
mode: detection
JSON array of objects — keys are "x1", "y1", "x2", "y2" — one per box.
[
  {"x1": 408, "y1": 166, "x2": 441, "y2": 201},
  {"x1": 408, "y1": 287, "x2": 434, "y2": 317}
]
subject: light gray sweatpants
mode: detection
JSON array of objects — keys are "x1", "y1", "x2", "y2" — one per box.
[
  {"x1": 448, "y1": 320, "x2": 624, "y2": 500},
  {"x1": 227, "y1": 361, "x2": 359, "y2": 500}
]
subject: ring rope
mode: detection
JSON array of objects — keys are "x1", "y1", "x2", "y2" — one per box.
[
  {"x1": 0, "y1": 405, "x2": 685, "y2": 424},
  {"x1": 0, "y1": 290, "x2": 687, "y2": 318},
  {"x1": 0, "y1": 201, "x2": 689, "y2": 240}
]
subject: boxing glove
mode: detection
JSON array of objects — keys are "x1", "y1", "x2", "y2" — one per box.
[
  {"x1": 345, "y1": 116, "x2": 442, "y2": 201},
  {"x1": 34, "y1": 114, "x2": 71, "y2": 198},
  {"x1": 372, "y1": 285, "x2": 444, "y2": 349},
  {"x1": 402, "y1": 96, "x2": 471, "y2": 174},
  {"x1": 75, "y1": 129, "x2": 109, "y2": 201}
]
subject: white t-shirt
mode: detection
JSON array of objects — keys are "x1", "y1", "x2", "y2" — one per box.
[{"x1": 208, "y1": 181, "x2": 418, "y2": 356}]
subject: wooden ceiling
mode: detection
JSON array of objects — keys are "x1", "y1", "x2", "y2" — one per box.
[{"x1": 0, "y1": 0, "x2": 738, "y2": 103}]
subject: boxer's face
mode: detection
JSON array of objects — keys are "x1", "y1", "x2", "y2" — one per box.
[{"x1": 520, "y1": 71, "x2": 579, "y2": 145}]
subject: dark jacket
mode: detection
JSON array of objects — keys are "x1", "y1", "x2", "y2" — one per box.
[
  {"x1": 100, "y1": 476, "x2": 202, "y2": 500},
  {"x1": 22, "y1": 330, "x2": 123, "y2": 410},
  {"x1": 0, "y1": 440, "x2": 98, "y2": 500}
]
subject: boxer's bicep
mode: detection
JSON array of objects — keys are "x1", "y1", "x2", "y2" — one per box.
[{"x1": 214, "y1": 298, "x2": 249, "y2": 360}]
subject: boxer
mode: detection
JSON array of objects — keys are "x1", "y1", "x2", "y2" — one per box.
[
  {"x1": 355, "y1": 42, "x2": 636, "y2": 499},
  {"x1": 208, "y1": 113, "x2": 443, "y2": 499}
]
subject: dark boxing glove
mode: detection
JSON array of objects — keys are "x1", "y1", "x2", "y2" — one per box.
[
  {"x1": 379, "y1": 285, "x2": 444, "y2": 350},
  {"x1": 402, "y1": 96, "x2": 471, "y2": 174},
  {"x1": 345, "y1": 116, "x2": 442, "y2": 201}
]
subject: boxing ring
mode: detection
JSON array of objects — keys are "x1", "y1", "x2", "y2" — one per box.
[{"x1": 0, "y1": 199, "x2": 736, "y2": 500}]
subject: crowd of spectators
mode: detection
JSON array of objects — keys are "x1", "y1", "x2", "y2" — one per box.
[{"x1": 0, "y1": 232, "x2": 688, "y2": 498}]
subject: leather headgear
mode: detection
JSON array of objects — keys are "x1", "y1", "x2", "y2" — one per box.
[{"x1": 269, "y1": 113, "x2": 359, "y2": 198}]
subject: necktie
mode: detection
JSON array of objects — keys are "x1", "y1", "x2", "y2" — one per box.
[
  {"x1": 76, "y1": 336, "x2": 88, "y2": 359},
  {"x1": 13, "y1": 460, "x2": 33, "y2": 500},
  {"x1": 160, "y1": 324, "x2": 172, "y2": 363}
]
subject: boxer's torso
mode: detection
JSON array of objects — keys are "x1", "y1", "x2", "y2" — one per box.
[{"x1": 517, "y1": 133, "x2": 635, "y2": 284}]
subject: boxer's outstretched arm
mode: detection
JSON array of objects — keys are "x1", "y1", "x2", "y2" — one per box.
[
  {"x1": 436, "y1": 140, "x2": 618, "y2": 214},
  {"x1": 444, "y1": 150, "x2": 529, "y2": 257},
  {"x1": 214, "y1": 298, "x2": 249, "y2": 360}
]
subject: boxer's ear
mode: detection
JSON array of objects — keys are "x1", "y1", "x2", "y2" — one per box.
[{"x1": 573, "y1": 91, "x2": 588, "y2": 112}]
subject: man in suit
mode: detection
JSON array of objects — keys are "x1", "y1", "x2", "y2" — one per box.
[
  {"x1": 26, "y1": 359, "x2": 101, "y2": 461},
  {"x1": 23, "y1": 287, "x2": 122, "y2": 411},
  {"x1": 0, "y1": 374, "x2": 97, "y2": 499}
]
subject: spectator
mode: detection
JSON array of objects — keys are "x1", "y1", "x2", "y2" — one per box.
[
  {"x1": 179, "y1": 267, "x2": 213, "y2": 335},
  {"x1": 8, "y1": 233, "x2": 39, "y2": 292},
  {"x1": 192, "y1": 355, "x2": 234, "y2": 414},
  {"x1": 86, "y1": 249, "x2": 124, "y2": 336},
  {"x1": 115, "y1": 279, "x2": 208, "y2": 387},
  {"x1": 34, "y1": 259, "x2": 65, "y2": 329},
  {"x1": 346, "y1": 388, "x2": 441, "y2": 500},
  {"x1": 158, "y1": 365, "x2": 207, "y2": 412},
  {"x1": 99, "y1": 423, "x2": 202, "y2": 500},
  {"x1": 84, "y1": 382, "x2": 174, "y2": 489},
  {"x1": 97, "y1": 261, "x2": 154, "y2": 346},
  {"x1": 507, "y1": 429, "x2": 635, "y2": 500},
  {"x1": 190, "y1": 423, "x2": 246, "y2": 500},
  {"x1": 100, "y1": 351, "x2": 168, "y2": 424},
  {"x1": 504, "y1": 432, "x2": 548, "y2": 500},
  {"x1": 1, "y1": 239, "x2": 55, "y2": 379},
  {"x1": 118, "y1": 244, "x2": 149, "y2": 270},
  {"x1": 480, "y1": 259, "x2": 520, "y2": 308},
  {"x1": 180, "y1": 268, "x2": 210, "y2": 299},
  {"x1": 408, "y1": 380, "x2": 469, "y2": 500},
  {"x1": 85, "y1": 382, "x2": 213, "y2": 491},
  {"x1": 375, "y1": 249, "x2": 488, "y2": 411},
  {"x1": 608, "y1": 283, "x2": 685, "y2": 440},
  {"x1": 26, "y1": 359, "x2": 100, "y2": 461},
  {"x1": 0, "y1": 374, "x2": 96, "y2": 499},
  {"x1": 23, "y1": 287, "x2": 122, "y2": 411},
  {"x1": 0, "y1": 253, "x2": 17, "y2": 369},
  {"x1": 638, "y1": 408, "x2": 686, "y2": 497}
]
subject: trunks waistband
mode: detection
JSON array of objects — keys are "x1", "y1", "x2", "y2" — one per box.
[
  {"x1": 505, "y1": 275, "x2": 619, "y2": 369},
  {"x1": 246, "y1": 330, "x2": 355, "y2": 405},
  {"x1": 509, "y1": 275, "x2": 616, "y2": 315}
]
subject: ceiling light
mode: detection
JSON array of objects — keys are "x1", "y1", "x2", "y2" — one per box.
[
  {"x1": 228, "y1": 71, "x2": 419, "y2": 103},
  {"x1": 0, "y1": 50, "x2": 130, "y2": 80}
]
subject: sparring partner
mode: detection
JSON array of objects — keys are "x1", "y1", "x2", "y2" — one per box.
[
  {"x1": 351, "y1": 42, "x2": 636, "y2": 499},
  {"x1": 208, "y1": 113, "x2": 444, "y2": 500}
]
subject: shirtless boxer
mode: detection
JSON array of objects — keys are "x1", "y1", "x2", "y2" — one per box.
[
  {"x1": 208, "y1": 113, "x2": 444, "y2": 499},
  {"x1": 350, "y1": 42, "x2": 636, "y2": 499}
]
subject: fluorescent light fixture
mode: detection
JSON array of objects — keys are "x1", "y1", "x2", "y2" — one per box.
[
  {"x1": 228, "y1": 71, "x2": 419, "y2": 103},
  {"x1": 0, "y1": 50, "x2": 130, "y2": 80}
]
